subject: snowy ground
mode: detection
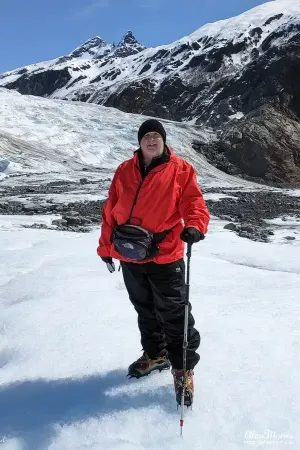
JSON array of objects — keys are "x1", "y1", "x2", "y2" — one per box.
[
  {"x1": 0, "y1": 215, "x2": 299, "y2": 450},
  {"x1": 264, "y1": 216, "x2": 300, "y2": 244},
  {"x1": 0, "y1": 89, "x2": 299, "y2": 449}
]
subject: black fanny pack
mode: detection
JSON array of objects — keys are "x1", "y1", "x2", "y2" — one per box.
[{"x1": 111, "y1": 223, "x2": 171, "y2": 261}]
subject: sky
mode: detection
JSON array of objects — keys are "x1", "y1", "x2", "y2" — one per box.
[{"x1": 0, "y1": 0, "x2": 272, "y2": 73}]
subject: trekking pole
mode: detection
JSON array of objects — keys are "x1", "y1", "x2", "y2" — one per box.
[{"x1": 180, "y1": 241, "x2": 192, "y2": 437}]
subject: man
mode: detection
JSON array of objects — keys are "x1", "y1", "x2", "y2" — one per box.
[{"x1": 97, "y1": 119, "x2": 210, "y2": 406}]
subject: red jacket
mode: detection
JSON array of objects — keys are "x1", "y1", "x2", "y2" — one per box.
[{"x1": 97, "y1": 146, "x2": 210, "y2": 264}]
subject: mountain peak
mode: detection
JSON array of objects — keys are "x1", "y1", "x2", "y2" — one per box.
[
  {"x1": 121, "y1": 30, "x2": 138, "y2": 45},
  {"x1": 67, "y1": 32, "x2": 145, "y2": 60},
  {"x1": 112, "y1": 31, "x2": 146, "y2": 58},
  {"x1": 69, "y1": 36, "x2": 111, "y2": 59}
]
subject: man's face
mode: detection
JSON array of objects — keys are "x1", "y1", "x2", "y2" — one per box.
[{"x1": 140, "y1": 132, "x2": 164, "y2": 160}]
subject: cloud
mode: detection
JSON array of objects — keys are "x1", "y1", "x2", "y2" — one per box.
[{"x1": 66, "y1": 0, "x2": 109, "y2": 21}]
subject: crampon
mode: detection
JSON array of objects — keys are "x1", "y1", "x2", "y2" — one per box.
[{"x1": 127, "y1": 353, "x2": 171, "y2": 379}]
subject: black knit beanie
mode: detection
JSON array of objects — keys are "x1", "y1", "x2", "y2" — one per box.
[{"x1": 138, "y1": 119, "x2": 166, "y2": 144}]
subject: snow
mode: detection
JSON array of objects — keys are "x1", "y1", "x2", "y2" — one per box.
[
  {"x1": 264, "y1": 216, "x2": 300, "y2": 244},
  {"x1": 265, "y1": 216, "x2": 300, "y2": 226},
  {"x1": 0, "y1": 89, "x2": 261, "y2": 192},
  {"x1": 188, "y1": 0, "x2": 300, "y2": 44},
  {"x1": 0, "y1": 215, "x2": 59, "y2": 232},
  {"x1": 203, "y1": 193, "x2": 238, "y2": 201},
  {"x1": 228, "y1": 112, "x2": 244, "y2": 120},
  {"x1": 0, "y1": 216, "x2": 299, "y2": 449},
  {"x1": 284, "y1": 189, "x2": 300, "y2": 197}
]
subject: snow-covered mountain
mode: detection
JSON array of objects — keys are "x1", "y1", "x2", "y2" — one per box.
[
  {"x1": 0, "y1": 0, "x2": 299, "y2": 122},
  {"x1": 67, "y1": 31, "x2": 146, "y2": 61},
  {"x1": 0, "y1": 30, "x2": 146, "y2": 100},
  {"x1": 1, "y1": 0, "x2": 300, "y2": 185}
]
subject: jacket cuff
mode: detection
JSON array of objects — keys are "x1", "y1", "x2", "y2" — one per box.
[{"x1": 97, "y1": 246, "x2": 111, "y2": 257}]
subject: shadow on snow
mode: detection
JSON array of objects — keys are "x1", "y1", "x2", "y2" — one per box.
[{"x1": 0, "y1": 369, "x2": 174, "y2": 449}]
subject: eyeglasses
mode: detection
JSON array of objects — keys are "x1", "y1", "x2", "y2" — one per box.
[{"x1": 142, "y1": 133, "x2": 162, "y2": 141}]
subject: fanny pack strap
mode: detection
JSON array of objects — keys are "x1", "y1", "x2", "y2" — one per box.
[
  {"x1": 126, "y1": 180, "x2": 175, "y2": 241},
  {"x1": 127, "y1": 180, "x2": 143, "y2": 225}
]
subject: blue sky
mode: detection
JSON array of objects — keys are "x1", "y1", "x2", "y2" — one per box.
[{"x1": 1, "y1": 0, "x2": 270, "y2": 73}]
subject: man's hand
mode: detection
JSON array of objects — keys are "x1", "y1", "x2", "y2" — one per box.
[
  {"x1": 100, "y1": 256, "x2": 116, "y2": 273},
  {"x1": 180, "y1": 227, "x2": 205, "y2": 245}
]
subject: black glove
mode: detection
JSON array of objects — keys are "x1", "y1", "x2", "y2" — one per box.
[
  {"x1": 100, "y1": 256, "x2": 115, "y2": 273},
  {"x1": 180, "y1": 227, "x2": 205, "y2": 244}
]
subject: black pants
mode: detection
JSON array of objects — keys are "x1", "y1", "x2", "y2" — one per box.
[{"x1": 121, "y1": 259, "x2": 200, "y2": 370}]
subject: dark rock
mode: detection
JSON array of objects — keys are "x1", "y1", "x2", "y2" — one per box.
[
  {"x1": 139, "y1": 63, "x2": 152, "y2": 75},
  {"x1": 193, "y1": 140, "x2": 243, "y2": 176},
  {"x1": 205, "y1": 189, "x2": 300, "y2": 242},
  {"x1": 264, "y1": 14, "x2": 283, "y2": 26},
  {"x1": 67, "y1": 75, "x2": 87, "y2": 89},
  {"x1": 77, "y1": 92, "x2": 91, "y2": 102},
  {"x1": 5, "y1": 68, "x2": 72, "y2": 96},
  {"x1": 220, "y1": 105, "x2": 300, "y2": 185},
  {"x1": 62, "y1": 215, "x2": 86, "y2": 225},
  {"x1": 224, "y1": 223, "x2": 238, "y2": 231},
  {"x1": 240, "y1": 225, "x2": 255, "y2": 233},
  {"x1": 250, "y1": 27, "x2": 263, "y2": 38}
]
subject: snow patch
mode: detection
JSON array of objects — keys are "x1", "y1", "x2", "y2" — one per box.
[{"x1": 228, "y1": 112, "x2": 244, "y2": 120}]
